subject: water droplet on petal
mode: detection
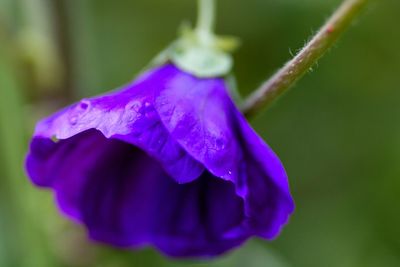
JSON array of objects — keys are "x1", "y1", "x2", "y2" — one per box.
[
  {"x1": 69, "y1": 115, "x2": 78, "y2": 125},
  {"x1": 139, "y1": 102, "x2": 150, "y2": 115},
  {"x1": 140, "y1": 101, "x2": 156, "y2": 118},
  {"x1": 79, "y1": 100, "x2": 90, "y2": 110}
]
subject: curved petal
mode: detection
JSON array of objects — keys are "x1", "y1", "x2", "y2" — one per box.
[
  {"x1": 151, "y1": 171, "x2": 247, "y2": 257},
  {"x1": 233, "y1": 109, "x2": 295, "y2": 239},
  {"x1": 28, "y1": 129, "x2": 248, "y2": 256},
  {"x1": 153, "y1": 65, "x2": 241, "y2": 182},
  {"x1": 26, "y1": 130, "x2": 111, "y2": 220},
  {"x1": 30, "y1": 66, "x2": 204, "y2": 183},
  {"x1": 150, "y1": 64, "x2": 294, "y2": 239}
]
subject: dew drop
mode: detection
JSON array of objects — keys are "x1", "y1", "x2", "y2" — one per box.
[
  {"x1": 140, "y1": 101, "x2": 156, "y2": 118},
  {"x1": 69, "y1": 115, "x2": 78, "y2": 125},
  {"x1": 79, "y1": 100, "x2": 90, "y2": 110}
]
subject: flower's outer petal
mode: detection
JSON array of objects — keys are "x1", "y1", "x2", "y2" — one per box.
[
  {"x1": 151, "y1": 65, "x2": 294, "y2": 239},
  {"x1": 79, "y1": 132, "x2": 164, "y2": 247},
  {"x1": 29, "y1": 129, "x2": 248, "y2": 256},
  {"x1": 83, "y1": 143, "x2": 248, "y2": 257},
  {"x1": 152, "y1": 171, "x2": 247, "y2": 257},
  {"x1": 29, "y1": 66, "x2": 204, "y2": 184},
  {"x1": 153, "y1": 65, "x2": 241, "y2": 182},
  {"x1": 26, "y1": 130, "x2": 110, "y2": 220},
  {"x1": 233, "y1": 109, "x2": 295, "y2": 239}
]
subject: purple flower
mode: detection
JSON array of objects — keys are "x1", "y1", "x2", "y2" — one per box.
[{"x1": 26, "y1": 64, "x2": 294, "y2": 258}]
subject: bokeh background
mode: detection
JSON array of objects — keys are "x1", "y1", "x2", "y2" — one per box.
[{"x1": 0, "y1": 0, "x2": 399, "y2": 266}]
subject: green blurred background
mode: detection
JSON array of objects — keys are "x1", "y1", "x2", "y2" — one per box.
[{"x1": 0, "y1": 0, "x2": 399, "y2": 266}]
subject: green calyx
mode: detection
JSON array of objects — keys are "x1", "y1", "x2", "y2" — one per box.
[
  {"x1": 152, "y1": 0, "x2": 239, "y2": 78},
  {"x1": 155, "y1": 24, "x2": 239, "y2": 78}
]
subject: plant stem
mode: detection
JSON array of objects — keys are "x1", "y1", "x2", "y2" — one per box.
[
  {"x1": 241, "y1": 0, "x2": 369, "y2": 116},
  {"x1": 196, "y1": 0, "x2": 216, "y2": 43}
]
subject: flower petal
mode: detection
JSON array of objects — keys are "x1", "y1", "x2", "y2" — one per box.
[
  {"x1": 152, "y1": 172, "x2": 247, "y2": 257},
  {"x1": 153, "y1": 65, "x2": 241, "y2": 181},
  {"x1": 29, "y1": 129, "x2": 248, "y2": 256},
  {"x1": 150, "y1": 65, "x2": 294, "y2": 238},
  {"x1": 233, "y1": 111, "x2": 295, "y2": 239},
  {"x1": 30, "y1": 66, "x2": 204, "y2": 183},
  {"x1": 83, "y1": 150, "x2": 248, "y2": 256}
]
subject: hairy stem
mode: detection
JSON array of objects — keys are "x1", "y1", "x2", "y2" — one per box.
[{"x1": 241, "y1": 0, "x2": 369, "y2": 116}]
